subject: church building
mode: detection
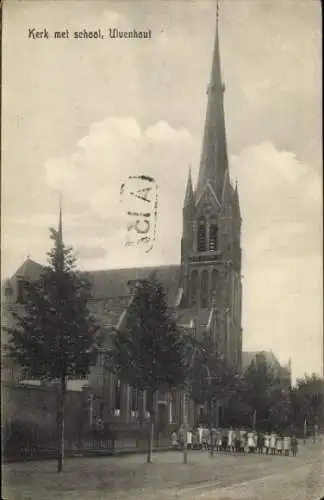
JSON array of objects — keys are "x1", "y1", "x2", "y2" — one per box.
[{"x1": 2, "y1": 11, "x2": 242, "y2": 430}]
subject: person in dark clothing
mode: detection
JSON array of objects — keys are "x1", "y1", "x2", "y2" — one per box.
[
  {"x1": 234, "y1": 428, "x2": 240, "y2": 453},
  {"x1": 291, "y1": 435, "x2": 298, "y2": 457},
  {"x1": 257, "y1": 432, "x2": 264, "y2": 454},
  {"x1": 222, "y1": 429, "x2": 228, "y2": 453}
]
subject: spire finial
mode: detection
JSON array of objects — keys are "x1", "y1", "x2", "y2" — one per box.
[{"x1": 216, "y1": 0, "x2": 220, "y2": 26}]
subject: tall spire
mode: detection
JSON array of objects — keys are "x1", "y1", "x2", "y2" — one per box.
[
  {"x1": 184, "y1": 166, "x2": 194, "y2": 208},
  {"x1": 195, "y1": 0, "x2": 229, "y2": 202}
]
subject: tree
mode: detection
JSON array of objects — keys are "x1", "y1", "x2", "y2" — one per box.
[
  {"x1": 291, "y1": 374, "x2": 324, "y2": 431},
  {"x1": 269, "y1": 389, "x2": 293, "y2": 432},
  {"x1": 239, "y1": 353, "x2": 282, "y2": 429},
  {"x1": 107, "y1": 273, "x2": 188, "y2": 463},
  {"x1": 6, "y1": 219, "x2": 100, "y2": 472},
  {"x1": 185, "y1": 333, "x2": 242, "y2": 425},
  {"x1": 184, "y1": 333, "x2": 215, "y2": 408}
]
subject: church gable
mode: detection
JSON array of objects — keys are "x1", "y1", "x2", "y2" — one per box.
[{"x1": 195, "y1": 182, "x2": 222, "y2": 217}]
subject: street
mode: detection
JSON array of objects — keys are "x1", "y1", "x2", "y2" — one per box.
[{"x1": 2, "y1": 441, "x2": 324, "y2": 500}]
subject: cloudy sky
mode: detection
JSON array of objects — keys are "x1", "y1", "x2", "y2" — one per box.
[{"x1": 2, "y1": 0, "x2": 322, "y2": 380}]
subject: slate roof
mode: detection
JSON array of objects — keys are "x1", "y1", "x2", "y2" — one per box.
[
  {"x1": 12, "y1": 258, "x2": 44, "y2": 282},
  {"x1": 5, "y1": 259, "x2": 181, "y2": 306},
  {"x1": 4, "y1": 258, "x2": 212, "y2": 339},
  {"x1": 86, "y1": 265, "x2": 181, "y2": 304}
]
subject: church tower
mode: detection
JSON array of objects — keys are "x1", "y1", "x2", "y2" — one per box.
[{"x1": 180, "y1": 4, "x2": 242, "y2": 369}]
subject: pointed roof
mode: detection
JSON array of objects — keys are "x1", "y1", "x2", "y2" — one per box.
[
  {"x1": 11, "y1": 258, "x2": 44, "y2": 281},
  {"x1": 195, "y1": 4, "x2": 229, "y2": 203},
  {"x1": 184, "y1": 167, "x2": 194, "y2": 208}
]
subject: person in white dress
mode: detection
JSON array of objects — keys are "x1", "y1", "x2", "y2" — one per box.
[
  {"x1": 270, "y1": 431, "x2": 276, "y2": 455},
  {"x1": 253, "y1": 431, "x2": 257, "y2": 451},
  {"x1": 247, "y1": 430, "x2": 254, "y2": 453},
  {"x1": 218, "y1": 428, "x2": 223, "y2": 452},
  {"x1": 283, "y1": 435, "x2": 290, "y2": 456},
  {"x1": 171, "y1": 431, "x2": 178, "y2": 449},
  {"x1": 186, "y1": 429, "x2": 192, "y2": 450},
  {"x1": 264, "y1": 433, "x2": 270, "y2": 454},
  {"x1": 198, "y1": 425, "x2": 203, "y2": 450},
  {"x1": 227, "y1": 427, "x2": 234, "y2": 452}
]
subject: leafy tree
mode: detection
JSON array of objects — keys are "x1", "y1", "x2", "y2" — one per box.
[
  {"x1": 239, "y1": 353, "x2": 282, "y2": 429},
  {"x1": 107, "y1": 273, "x2": 188, "y2": 463},
  {"x1": 269, "y1": 389, "x2": 293, "y2": 432},
  {"x1": 184, "y1": 333, "x2": 214, "y2": 407},
  {"x1": 291, "y1": 374, "x2": 324, "y2": 431},
  {"x1": 185, "y1": 333, "x2": 242, "y2": 425},
  {"x1": 6, "y1": 220, "x2": 100, "y2": 472}
]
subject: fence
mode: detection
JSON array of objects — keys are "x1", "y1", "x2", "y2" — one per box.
[{"x1": 2, "y1": 419, "x2": 170, "y2": 462}]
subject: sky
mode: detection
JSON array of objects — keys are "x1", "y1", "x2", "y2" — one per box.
[{"x1": 2, "y1": 0, "x2": 322, "y2": 381}]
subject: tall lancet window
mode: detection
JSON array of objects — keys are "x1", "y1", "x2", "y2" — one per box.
[
  {"x1": 190, "y1": 270, "x2": 198, "y2": 308},
  {"x1": 209, "y1": 218, "x2": 218, "y2": 251},
  {"x1": 200, "y1": 270, "x2": 209, "y2": 309},
  {"x1": 115, "y1": 379, "x2": 121, "y2": 414},
  {"x1": 197, "y1": 216, "x2": 207, "y2": 252}
]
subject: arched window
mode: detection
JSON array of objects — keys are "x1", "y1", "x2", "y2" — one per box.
[
  {"x1": 200, "y1": 270, "x2": 209, "y2": 308},
  {"x1": 190, "y1": 270, "x2": 198, "y2": 308},
  {"x1": 211, "y1": 269, "x2": 218, "y2": 300},
  {"x1": 209, "y1": 221, "x2": 218, "y2": 251},
  {"x1": 131, "y1": 388, "x2": 138, "y2": 412},
  {"x1": 197, "y1": 216, "x2": 207, "y2": 252}
]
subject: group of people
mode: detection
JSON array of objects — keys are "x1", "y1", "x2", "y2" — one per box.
[{"x1": 171, "y1": 425, "x2": 299, "y2": 457}]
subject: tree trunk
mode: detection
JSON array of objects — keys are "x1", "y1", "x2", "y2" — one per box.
[
  {"x1": 57, "y1": 375, "x2": 66, "y2": 473},
  {"x1": 146, "y1": 389, "x2": 155, "y2": 464},
  {"x1": 147, "y1": 413, "x2": 154, "y2": 463}
]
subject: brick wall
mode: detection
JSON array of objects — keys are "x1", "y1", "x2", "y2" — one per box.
[{"x1": 2, "y1": 383, "x2": 87, "y2": 438}]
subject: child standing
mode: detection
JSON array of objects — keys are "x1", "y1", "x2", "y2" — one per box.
[
  {"x1": 291, "y1": 435, "x2": 298, "y2": 457},
  {"x1": 171, "y1": 430, "x2": 178, "y2": 450},
  {"x1": 257, "y1": 432, "x2": 264, "y2": 454},
  {"x1": 283, "y1": 435, "x2": 290, "y2": 456},
  {"x1": 227, "y1": 427, "x2": 234, "y2": 453},
  {"x1": 264, "y1": 432, "x2": 270, "y2": 454},
  {"x1": 240, "y1": 429, "x2": 246, "y2": 454},
  {"x1": 247, "y1": 430, "x2": 254, "y2": 453},
  {"x1": 270, "y1": 431, "x2": 276, "y2": 455},
  {"x1": 187, "y1": 429, "x2": 192, "y2": 450}
]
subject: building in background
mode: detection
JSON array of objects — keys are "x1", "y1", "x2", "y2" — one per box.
[{"x1": 242, "y1": 350, "x2": 292, "y2": 391}]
